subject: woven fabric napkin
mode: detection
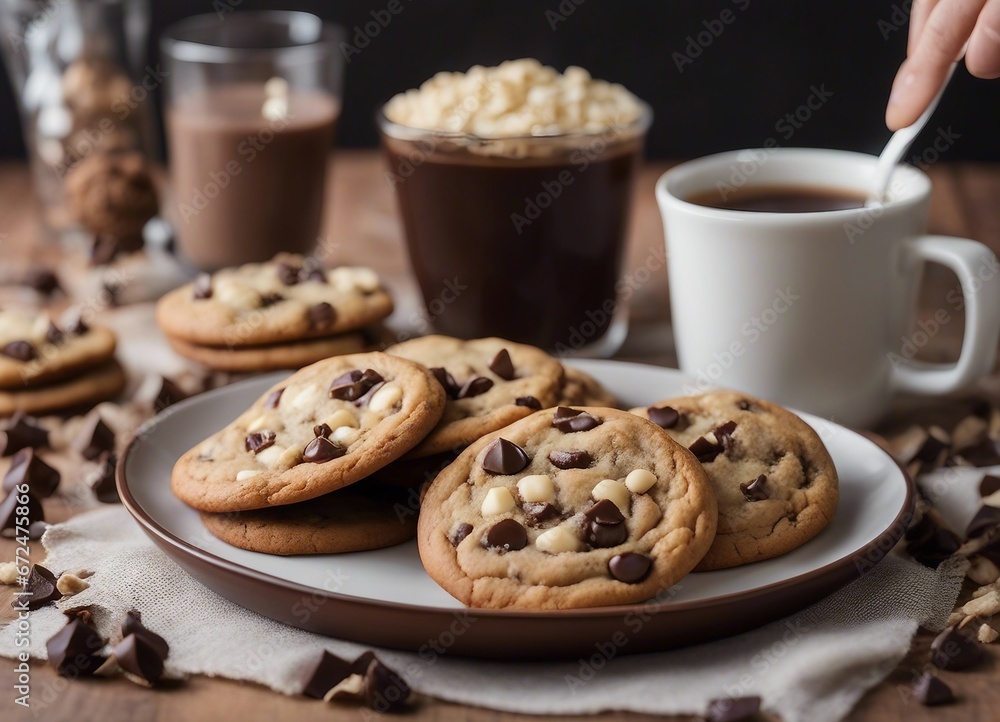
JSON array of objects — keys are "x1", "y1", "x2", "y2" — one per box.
[{"x1": 0, "y1": 504, "x2": 964, "y2": 722}]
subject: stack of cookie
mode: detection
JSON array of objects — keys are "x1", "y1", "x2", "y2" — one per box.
[
  {"x1": 156, "y1": 254, "x2": 394, "y2": 372},
  {"x1": 0, "y1": 308, "x2": 125, "y2": 416}
]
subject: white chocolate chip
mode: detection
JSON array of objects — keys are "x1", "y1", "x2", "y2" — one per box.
[
  {"x1": 332, "y1": 426, "x2": 360, "y2": 445},
  {"x1": 0, "y1": 562, "x2": 18, "y2": 585},
  {"x1": 481, "y1": 487, "x2": 516, "y2": 516},
  {"x1": 236, "y1": 469, "x2": 260, "y2": 481},
  {"x1": 517, "y1": 474, "x2": 555, "y2": 503},
  {"x1": 968, "y1": 556, "x2": 1000, "y2": 586},
  {"x1": 535, "y1": 524, "x2": 583, "y2": 554},
  {"x1": 625, "y1": 469, "x2": 657, "y2": 494},
  {"x1": 56, "y1": 573, "x2": 90, "y2": 596},
  {"x1": 368, "y1": 383, "x2": 402, "y2": 413},
  {"x1": 290, "y1": 384, "x2": 319, "y2": 410},
  {"x1": 214, "y1": 279, "x2": 260, "y2": 310},
  {"x1": 979, "y1": 623, "x2": 999, "y2": 644},
  {"x1": 703, "y1": 431, "x2": 718, "y2": 445},
  {"x1": 278, "y1": 445, "x2": 303, "y2": 467},
  {"x1": 592, "y1": 479, "x2": 630, "y2": 512},
  {"x1": 323, "y1": 409, "x2": 358, "y2": 430},
  {"x1": 255, "y1": 445, "x2": 284, "y2": 468},
  {"x1": 246, "y1": 415, "x2": 280, "y2": 433}
]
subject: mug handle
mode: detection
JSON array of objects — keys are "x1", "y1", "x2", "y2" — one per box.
[{"x1": 890, "y1": 235, "x2": 1000, "y2": 394}]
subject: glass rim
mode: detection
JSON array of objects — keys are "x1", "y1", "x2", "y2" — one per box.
[
  {"x1": 160, "y1": 11, "x2": 344, "y2": 65},
  {"x1": 375, "y1": 100, "x2": 653, "y2": 144}
]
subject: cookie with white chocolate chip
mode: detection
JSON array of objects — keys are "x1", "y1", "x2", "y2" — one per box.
[
  {"x1": 155, "y1": 254, "x2": 393, "y2": 347},
  {"x1": 171, "y1": 352, "x2": 446, "y2": 512},
  {"x1": 417, "y1": 406, "x2": 717, "y2": 609},
  {"x1": 386, "y1": 335, "x2": 564, "y2": 458},
  {"x1": 630, "y1": 391, "x2": 839, "y2": 571}
]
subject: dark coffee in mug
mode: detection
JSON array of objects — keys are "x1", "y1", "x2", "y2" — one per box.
[{"x1": 686, "y1": 185, "x2": 867, "y2": 213}]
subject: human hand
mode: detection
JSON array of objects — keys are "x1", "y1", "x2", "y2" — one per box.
[{"x1": 885, "y1": 0, "x2": 1000, "y2": 130}]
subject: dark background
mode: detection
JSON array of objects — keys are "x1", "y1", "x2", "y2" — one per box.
[{"x1": 2, "y1": 0, "x2": 999, "y2": 161}]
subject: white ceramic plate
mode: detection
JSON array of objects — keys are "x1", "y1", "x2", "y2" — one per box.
[{"x1": 118, "y1": 359, "x2": 913, "y2": 659}]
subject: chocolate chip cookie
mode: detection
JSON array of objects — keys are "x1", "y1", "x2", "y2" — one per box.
[
  {"x1": 417, "y1": 406, "x2": 717, "y2": 609},
  {"x1": 386, "y1": 335, "x2": 564, "y2": 458},
  {"x1": 631, "y1": 391, "x2": 839, "y2": 571},
  {"x1": 171, "y1": 352, "x2": 446, "y2": 512},
  {"x1": 156, "y1": 254, "x2": 394, "y2": 347},
  {"x1": 0, "y1": 309, "x2": 116, "y2": 388},
  {"x1": 0, "y1": 359, "x2": 126, "y2": 416},
  {"x1": 199, "y1": 482, "x2": 417, "y2": 555}
]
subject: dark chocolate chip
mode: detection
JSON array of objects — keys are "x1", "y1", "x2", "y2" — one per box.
[
  {"x1": 523, "y1": 501, "x2": 560, "y2": 524},
  {"x1": 153, "y1": 377, "x2": 186, "y2": 414},
  {"x1": 552, "y1": 407, "x2": 602, "y2": 433},
  {"x1": 18, "y1": 565, "x2": 61, "y2": 610},
  {"x1": 740, "y1": 474, "x2": 768, "y2": 502},
  {"x1": 259, "y1": 292, "x2": 285, "y2": 307},
  {"x1": 330, "y1": 369, "x2": 384, "y2": 401},
  {"x1": 307, "y1": 301, "x2": 336, "y2": 329},
  {"x1": 76, "y1": 415, "x2": 115, "y2": 461},
  {"x1": 967, "y1": 505, "x2": 1000, "y2": 538},
  {"x1": 1, "y1": 485, "x2": 44, "y2": 538},
  {"x1": 302, "y1": 650, "x2": 352, "y2": 699},
  {"x1": 486, "y1": 518, "x2": 527, "y2": 551},
  {"x1": 277, "y1": 261, "x2": 302, "y2": 285},
  {"x1": 981, "y1": 474, "x2": 1000, "y2": 497},
  {"x1": 458, "y1": 376, "x2": 493, "y2": 399},
  {"x1": 584, "y1": 498, "x2": 626, "y2": 525},
  {"x1": 46, "y1": 616, "x2": 105, "y2": 677},
  {"x1": 121, "y1": 610, "x2": 170, "y2": 660},
  {"x1": 912, "y1": 671, "x2": 954, "y2": 706},
  {"x1": 548, "y1": 449, "x2": 592, "y2": 469},
  {"x1": 714, "y1": 420, "x2": 738, "y2": 451},
  {"x1": 115, "y1": 633, "x2": 165, "y2": 684},
  {"x1": 2, "y1": 448, "x2": 60, "y2": 497},
  {"x1": 429, "y1": 367, "x2": 460, "y2": 398},
  {"x1": 585, "y1": 499, "x2": 627, "y2": 548},
  {"x1": 45, "y1": 322, "x2": 64, "y2": 346},
  {"x1": 488, "y1": 348, "x2": 515, "y2": 380},
  {"x1": 689, "y1": 435, "x2": 724, "y2": 463},
  {"x1": 353, "y1": 380, "x2": 386, "y2": 408},
  {"x1": 2, "y1": 340, "x2": 36, "y2": 362},
  {"x1": 647, "y1": 405, "x2": 680, "y2": 429},
  {"x1": 0, "y1": 412, "x2": 49, "y2": 456},
  {"x1": 313, "y1": 424, "x2": 332, "y2": 439},
  {"x1": 930, "y1": 626, "x2": 984, "y2": 670},
  {"x1": 737, "y1": 399, "x2": 753, "y2": 411},
  {"x1": 264, "y1": 388, "x2": 284, "y2": 409},
  {"x1": 705, "y1": 695, "x2": 762, "y2": 722},
  {"x1": 28, "y1": 520, "x2": 50, "y2": 540},
  {"x1": 302, "y1": 436, "x2": 346, "y2": 464},
  {"x1": 515, "y1": 396, "x2": 542, "y2": 410},
  {"x1": 363, "y1": 657, "x2": 411, "y2": 712},
  {"x1": 450, "y1": 523, "x2": 473, "y2": 546},
  {"x1": 192, "y1": 273, "x2": 213, "y2": 299},
  {"x1": 481, "y1": 438, "x2": 530, "y2": 475},
  {"x1": 91, "y1": 453, "x2": 120, "y2": 504},
  {"x1": 245, "y1": 430, "x2": 276, "y2": 455},
  {"x1": 959, "y1": 438, "x2": 1000, "y2": 467},
  {"x1": 608, "y1": 553, "x2": 652, "y2": 584},
  {"x1": 23, "y1": 267, "x2": 61, "y2": 296},
  {"x1": 917, "y1": 429, "x2": 950, "y2": 464}
]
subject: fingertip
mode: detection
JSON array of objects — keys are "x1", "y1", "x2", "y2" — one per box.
[{"x1": 966, "y1": 33, "x2": 1000, "y2": 79}]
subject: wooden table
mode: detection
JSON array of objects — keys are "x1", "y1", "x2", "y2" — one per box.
[{"x1": 2, "y1": 153, "x2": 1000, "y2": 721}]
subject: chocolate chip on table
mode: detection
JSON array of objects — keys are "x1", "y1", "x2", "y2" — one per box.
[
  {"x1": 192, "y1": 273, "x2": 213, "y2": 299},
  {"x1": 2, "y1": 340, "x2": 36, "y2": 361},
  {"x1": 259, "y1": 292, "x2": 285, "y2": 307},
  {"x1": 302, "y1": 650, "x2": 353, "y2": 698},
  {"x1": 981, "y1": 474, "x2": 1000, "y2": 497},
  {"x1": 523, "y1": 501, "x2": 560, "y2": 524},
  {"x1": 429, "y1": 367, "x2": 460, "y2": 398},
  {"x1": 450, "y1": 523, "x2": 473, "y2": 546},
  {"x1": 28, "y1": 520, "x2": 50, "y2": 540},
  {"x1": 457, "y1": 376, "x2": 493, "y2": 399},
  {"x1": 515, "y1": 396, "x2": 542, "y2": 410},
  {"x1": 585, "y1": 499, "x2": 628, "y2": 548},
  {"x1": 329, "y1": 369, "x2": 384, "y2": 401},
  {"x1": 1, "y1": 486, "x2": 44, "y2": 538},
  {"x1": 688, "y1": 435, "x2": 724, "y2": 463},
  {"x1": 930, "y1": 626, "x2": 984, "y2": 670},
  {"x1": 740, "y1": 474, "x2": 768, "y2": 502},
  {"x1": 313, "y1": 424, "x2": 332, "y2": 439},
  {"x1": 0, "y1": 412, "x2": 50, "y2": 456},
  {"x1": 486, "y1": 518, "x2": 527, "y2": 551},
  {"x1": 91, "y1": 453, "x2": 120, "y2": 504},
  {"x1": 245, "y1": 430, "x2": 276, "y2": 455},
  {"x1": 958, "y1": 437, "x2": 1000, "y2": 467},
  {"x1": 362, "y1": 656, "x2": 411, "y2": 713},
  {"x1": 608, "y1": 552, "x2": 651, "y2": 584},
  {"x1": 705, "y1": 695, "x2": 762, "y2": 722},
  {"x1": 548, "y1": 449, "x2": 592, "y2": 469},
  {"x1": 277, "y1": 261, "x2": 302, "y2": 285},
  {"x1": 916, "y1": 427, "x2": 951, "y2": 465},
  {"x1": 153, "y1": 377, "x2": 186, "y2": 414},
  {"x1": 302, "y1": 650, "x2": 410, "y2": 712},
  {"x1": 482, "y1": 438, "x2": 530, "y2": 475},
  {"x1": 23, "y1": 266, "x2": 61, "y2": 296},
  {"x1": 76, "y1": 414, "x2": 115, "y2": 461},
  {"x1": 647, "y1": 405, "x2": 680, "y2": 429},
  {"x1": 302, "y1": 436, "x2": 345, "y2": 464},
  {"x1": 121, "y1": 610, "x2": 170, "y2": 662},
  {"x1": 551, "y1": 407, "x2": 602, "y2": 433},
  {"x1": 115, "y1": 633, "x2": 165, "y2": 684},
  {"x1": 17, "y1": 565, "x2": 62, "y2": 610},
  {"x1": 911, "y1": 671, "x2": 954, "y2": 706},
  {"x1": 2, "y1": 448, "x2": 60, "y2": 497},
  {"x1": 46, "y1": 611, "x2": 106, "y2": 677},
  {"x1": 967, "y1": 505, "x2": 1000, "y2": 538},
  {"x1": 264, "y1": 387, "x2": 284, "y2": 409},
  {"x1": 308, "y1": 301, "x2": 337, "y2": 329},
  {"x1": 488, "y1": 348, "x2": 515, "y2": 380}
]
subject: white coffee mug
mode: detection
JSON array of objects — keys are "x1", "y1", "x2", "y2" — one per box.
[{"x1": 656, "y1": 148, "x2": 1000, "y2": 427}]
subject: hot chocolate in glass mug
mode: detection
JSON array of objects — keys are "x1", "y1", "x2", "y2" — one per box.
[{"x1": 657, "y1": 148, "x2": 1000, "y2": 427}]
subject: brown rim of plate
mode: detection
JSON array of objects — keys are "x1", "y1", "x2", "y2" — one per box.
[{"x1": 116, "y1": 379, "x2": 915, "y2": 660}]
